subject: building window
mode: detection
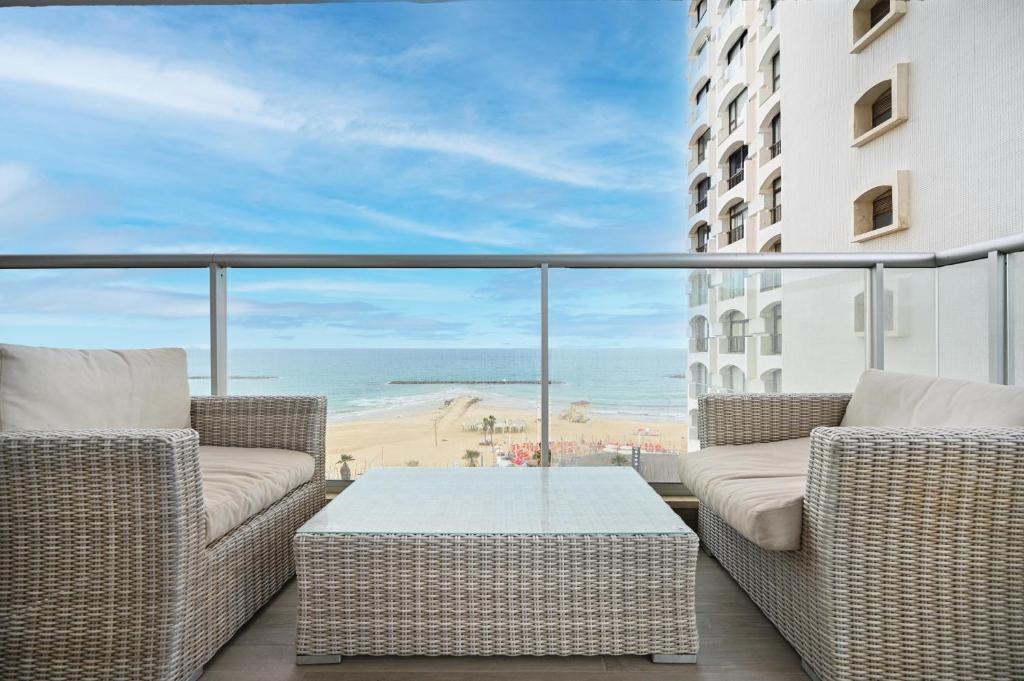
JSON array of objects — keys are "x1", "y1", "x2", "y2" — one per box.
[
  {"x1": 762, "y1": 369, "x2": 782, "y2": 393},
  {"x1": 769, "y1": 177, "x2": 782, "y2": 224},
  {"x1": 696, "y1": 177, "x2": 710, "y2": 212},
  {"x1": 871, "y1": 87, "x2": 892, "y2": 128},
  {"x1": 852, "y1": 64, "x2": 908, "y2": 146},
  {"x1": 690, "y1": 363, "x2": 709, "y2": 397},
  {"x1": 695, "y1": 223, "x2": 710, "y2": 252},
  {"x1": 727, "y1": 89, "x2": 746, "y2": 133},
  {"x1": 726, "y1": 30, "x2": 747, "y2": 65},
  {"x1": 869, "y1": 0, "x2": 890, "y2": 27},
  {"x1": 854, "y1": 289, "x2": 896, "y2": 334},
  {"x1": 872, "y1": 189, "x2": 893, "y2": 230},
  {"x1": 690, "y1": 316, "x2": 710, "y2": 352},
  {"x1": 695, "y1": 0, "x2": 707, "y2": 25},
  {"x1": 721, "y1": 365, "x2": 746, "y2": 393},
  {"x1": 765, "y1": 238, "x2": 782, "y2": 253},
  {"x1": 723, "y1": 312, "x2": 748, "y2": 354},
  {"x1": 851, "y1": 0, "x2": 906, "y2": 53},
  {"x1": 728, "y1": 202, "x2": 746, "y2": 243},
  {"x1": 697, "y1": 130, "x2": 710, "y2": 163},
  {"x1": 727, "y1": 145, "x2": 746, "y2": 187},
  {"x1": 762, "y1": 303, "x2": 782, "y2": 354},
  {"x1": 771, "y1": 52, "x2": 780, "y2": 93},
  {"x1": 689, "y1": 270, "x2": 710, "y2": 304},
  {"x1": 770, "y1": 114, "x2": 781, "y2": 158},
  {"x1": 720, "y1": 269, "x2": 746, "y2": 300},
  {"x1": 852, "y1": 172, "x2": 908, "y2": 242},
  {"x1": 695, "y1": 80, "x2": 710, "y2": 106}
]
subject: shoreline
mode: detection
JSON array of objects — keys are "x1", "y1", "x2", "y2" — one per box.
[{"x1": 325, "y1": 394, "x2": 690, "y2": 477}]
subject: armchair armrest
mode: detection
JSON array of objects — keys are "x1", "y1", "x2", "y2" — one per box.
[
  {"x1": 0, "y1": 429, "x2": 207, "y2": 679},
  {"x1": 190, "y1": 395, "x2": 327, "y2": 479},
  {"x1": 697, "y1": 392, "x2": 852, "y2": 448}
]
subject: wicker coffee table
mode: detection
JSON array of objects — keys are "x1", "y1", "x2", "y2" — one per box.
[{"x1": 294, "y1": 467, "x2": 698, "y2": 664}]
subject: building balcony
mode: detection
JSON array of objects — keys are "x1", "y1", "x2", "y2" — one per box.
[
  {"x1": 3, "y1": 234, "x2": 1023, "y2": 681},
  {"x1": 687, "y1": 46, "x2": 711, "y2": 84},
  {"x1": 718, "y1": 334, "x2": 749, "y2": 356},
  {"x1": 689, "y1": 97, "x2": 710, "y2": 136},
  {"x1": 760, "y1": 332, "x2": 782, "y2": 355}
]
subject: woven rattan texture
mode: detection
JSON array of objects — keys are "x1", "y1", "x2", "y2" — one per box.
[
  {"x1": 295, "y1": 533, "x2": 698, "y2": 658},
  {"x1": 698, "y1": 409, "x2": 1024, "y2": 681},
  {"x1": 697, "y1": 392, "x2": 851, "y2": 448},
  {"x1": 0, "y1": 395, "x2": 327, "y2": 681}
]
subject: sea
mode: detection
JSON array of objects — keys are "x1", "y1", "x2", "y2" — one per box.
[{"x1": 186, "y1": 348, "x2": 690, "y2": 423}]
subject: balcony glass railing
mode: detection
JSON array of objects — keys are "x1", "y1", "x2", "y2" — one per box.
[
  {"x1": 761, "y1": 333, "x2": 782, "y2": 355},
  {"x1": 692, "y1": 97, "x2": 709, "y2": 123},
  {"x1": 2, "y1": 234, "x2": 1020, "y2": 487},
  {"x1": 688, "y1": 47, "x2": 710, "y2": 83}
]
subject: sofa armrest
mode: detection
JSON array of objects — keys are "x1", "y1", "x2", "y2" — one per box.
[
  {"x1": 802, "y1": 425, "x2": 1024, "y2": 671},
  {"x1": 697, "y1": 392, "x2": 852, "y2": 448},
  {"x1": 0, "y1": 429, "x2": 207, "y2": 679},
  {"x1": 190, "y1": 395, "x2": 327, "y2": 479}
]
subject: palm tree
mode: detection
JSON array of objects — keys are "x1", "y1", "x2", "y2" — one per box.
[
  {"x1": 610, "y1": 453, "x2": 629, "y2": 467},
  {"x1": 481, "y1": 415, "x2": 497, "y2": 445},
  {"x1": 336, "y1": 454, "x2": 355, "y2": 480},
  {"x1": 463, "y1": 449, "x2": 481, "y2": 467}
]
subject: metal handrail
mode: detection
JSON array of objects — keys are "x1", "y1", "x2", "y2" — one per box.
[{"x1": 2, "y1": 231, "x2": 1021, "y2": 270}]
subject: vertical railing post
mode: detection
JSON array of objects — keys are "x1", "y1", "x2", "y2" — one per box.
[
  {"x1": 540, "y1": 263, "x2": 550, "y2": 466},
  {"x1": 988, "y1": 250, "x2": 1008, "y2": 384},
  {"x1": 209, "y1": 263, "x2": 228, "y2": 396},
  {"x1": 866, "y1": 263, "x2": 885, "y2": 370}
]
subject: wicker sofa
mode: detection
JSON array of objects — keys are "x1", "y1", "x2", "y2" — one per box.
[
  {"x1": 682, "y1": 370, "x2": 1024, "y2": 681},
  {"x1": 0, "y1": 344, "x2": 327, "y2": 681}
]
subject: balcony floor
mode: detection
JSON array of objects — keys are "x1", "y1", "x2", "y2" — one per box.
[{"x1": 202, "y1": 551, "x2": 810, "y2": 681}]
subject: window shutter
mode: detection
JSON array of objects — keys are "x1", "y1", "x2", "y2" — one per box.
[
  {"x1": 871, "y1": 88, "x2": 892, "y2": 126},
  {"x1": 869, "y1": 0, "x2": 890, "y2": 27},
  {"x1": 872, "y1": 191, "x2": 892, "y2": 217}
]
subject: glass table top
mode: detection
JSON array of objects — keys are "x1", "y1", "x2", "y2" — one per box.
[{"x1": 298, "y1": 467, "x2": 692, "y2": 536}]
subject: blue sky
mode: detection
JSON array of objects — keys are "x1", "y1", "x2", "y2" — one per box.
[{"x1": 0, "y1": 2, "x2": 689, "y2": 352}]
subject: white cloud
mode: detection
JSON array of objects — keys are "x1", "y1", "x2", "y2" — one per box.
[
  {"x1": 232, "y1": 277, "x2": 460, "y2": 301},
  {"x1": 0, "y1": 162, "x2": 97, "y2": 235},
  {"x1": 0, "y1": 34, "x2": 673, "y2": 192},
  {"x1": 0, "y1": 36, "x2": 301, "y2": 131}
]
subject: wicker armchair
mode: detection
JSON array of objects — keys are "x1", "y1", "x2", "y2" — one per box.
[
  {"x1": 695, "y1": 392, "x2": 1024, "y2": 681},
  {"x1": 0, "y1": 395, "x2": 327, "y2": 681}
]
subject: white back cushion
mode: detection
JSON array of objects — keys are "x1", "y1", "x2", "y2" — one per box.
[
  {"x1": 0, "y1": 344, "x2": 190, "y2": 431},
  {"x1": 841, "y1": 369, "x2": 1024, "y2": 427}
]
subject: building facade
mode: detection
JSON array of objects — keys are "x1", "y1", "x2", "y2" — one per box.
[
  {"x1": 685, "y1": 0, "x2": 783, "y2": 440},
  {"x1": 774, "y1": 0, "x2": 1024, "y2": 391}
]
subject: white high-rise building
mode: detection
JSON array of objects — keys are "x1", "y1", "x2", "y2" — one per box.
[
  {"x1": 685, "y1": 0, "x2": 784, "y2": 439},
  {"x1": 686, "y1": 1, "x2": 1023, "y2": 412}
]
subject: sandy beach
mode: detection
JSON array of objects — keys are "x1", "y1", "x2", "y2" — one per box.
[{"x1": 326, "y1": 395, "x2": 690, "y2": 479}]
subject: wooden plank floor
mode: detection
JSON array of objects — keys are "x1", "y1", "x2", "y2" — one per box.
[{"x1": 201, "y1": 550, "x2": 809, "y2": 681}]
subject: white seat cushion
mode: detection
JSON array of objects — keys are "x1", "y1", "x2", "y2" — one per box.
[
  {"x1": 680, "y1": 438, "x2": 809, "y2": 551},
  {"x1": 842, "y1": 370, "x2": 1024, "y2": 427},
  {"x1": 200, "y1": 445, "x2": 315, "y2": 545},
  {"x1": 0, "y1": 344, "x2": 190, "y2": 431}
]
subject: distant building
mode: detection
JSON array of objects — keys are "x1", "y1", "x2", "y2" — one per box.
[{"x1": 685, "y1": 0, "x2": 784, "y2": 442}]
